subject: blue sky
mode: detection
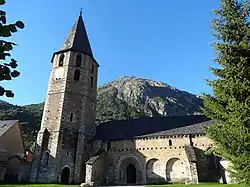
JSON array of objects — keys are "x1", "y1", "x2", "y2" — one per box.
[{"x1": 2, "y1": 0, "x2": 220, "y2": 106}]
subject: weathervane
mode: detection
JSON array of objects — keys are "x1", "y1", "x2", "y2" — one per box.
[{"x1": 80, "y1": 8, "x2": 83, "y2": 16}]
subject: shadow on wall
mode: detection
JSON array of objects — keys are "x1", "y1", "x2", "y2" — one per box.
[
  {"x1": 194, "y1": 147, "x2": 222, "y2": 182},
  {"x1": 26, "y1": 143, "x2": 73, "y2": 184},
  {"x1": 146, "y1": 157, "x2": 166, "y2": 185},
  {"x1": 24, "y1": 128, "x2": 79, "y2": 184},
  {"x1": 2, "y1": 155, "x2": 22, "y2": 184}
]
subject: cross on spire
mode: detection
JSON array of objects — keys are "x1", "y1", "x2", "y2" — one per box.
[{"x1": 80, "y1": 8, "x2": 83, "y2": 16}]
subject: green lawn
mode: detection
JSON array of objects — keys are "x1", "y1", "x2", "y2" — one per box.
[
  {"x1": 149, "y1": 184, "x2": 244, "y2": 187},
  {"x1": 0, "y1": 185, "x2": 77, "y2": 187}
]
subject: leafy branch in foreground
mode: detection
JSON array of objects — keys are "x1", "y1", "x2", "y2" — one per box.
[{"x1": 0, "y1": 0, "x2": 24, "y2": 97}]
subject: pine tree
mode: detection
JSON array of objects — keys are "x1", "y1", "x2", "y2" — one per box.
[{"x1": 203, "y1": 0, "x2": 250, "y2": 185}]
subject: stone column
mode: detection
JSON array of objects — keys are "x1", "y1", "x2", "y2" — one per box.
[
  {"x1": 188, "y1": 162, "x2": 198, "y2": 184},
  {"x1": 85, "y1": 164, "x2": 93, "y2": 185}
]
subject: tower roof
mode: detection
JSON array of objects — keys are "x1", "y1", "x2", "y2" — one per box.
[{"x1": 59, "y1": 13, "x2": 93, "y2": 57}]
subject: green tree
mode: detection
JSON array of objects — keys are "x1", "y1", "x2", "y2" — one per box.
[
  {"x1": 0, "y1": 0, "x2": 24, "y2": 97},
  {"x1": 203, "y1": 0, "x2": 250, "y2": 185}
]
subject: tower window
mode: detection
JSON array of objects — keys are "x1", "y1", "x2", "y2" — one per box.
[
  {"x1": 59, "y1": 54, "x2": 64, "y2": 67},
  {"x1": 76, "y1": 54, "x2": 82, "y2": 67},
  {"x1": 41, "y1": 129, "x2": 50, "y2": 151},
  {"x1": 70, "y1": 113, "x2": 73, "y2": 122},
  {"x1": 90, "y1": 76, "x2": 94, "y2": 88},
  {"x1": 169, "y1": 139, "x2": 172, "y2": 146},
  {"x1": 91, "y1": 64, "x2": 94, "y2": 74},
  {"x1": 74, "y1": 69, "x2": 80, "y2": 81}
]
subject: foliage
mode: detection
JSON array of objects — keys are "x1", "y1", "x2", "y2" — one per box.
[
  {"x1": 202, "y1": 0, "x2": 250, "y2": 185},
  {"x1": 96, "y1": 87, "x2": 146, "y2": 123},
  {"x1": 0, "y1": 0, "x2": 24, "y2": 97},
  {"x1": 152, "y1": 96, "x2": 166, "y2": 104}
]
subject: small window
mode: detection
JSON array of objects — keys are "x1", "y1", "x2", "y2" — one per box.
[
  {"x1": 169, "y1": 140, "x2": 172, "y2": 146},
  {"x1": 76, "y1": 54, "x2": 82, "y2": 67},
  {"x1": 74, "y1": 69, "x2": 80, "y2": 81},
  {"x1": 107, "y1": 142, "x2": 111, "y2": 151},
  {"x1": 59, "y1": 54, "x2": 64, "y2": 67},
  {"x1": 90, "y1": 76, "x2": 94, "y2": 88},
  {"x1": 91, "y1": 64, "x2": 94, "y2": 74},
  {"x1": 70, "y1": 113, "x2": 73, "y2": 122}
]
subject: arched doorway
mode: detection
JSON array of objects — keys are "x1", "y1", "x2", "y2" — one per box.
[
  {"x1": 116, "y1": 154, "x2": 146, "y2": 184},
  {"x1": 127, "y1": 164, "x2": 136, "y2": 183},
  {"x1": 61, "y1": 167, "x2": 70, "y2": 184}
]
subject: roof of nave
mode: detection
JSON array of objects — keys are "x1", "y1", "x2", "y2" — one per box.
[{"x1": 94, "y1": 115, "x2": 214, "y2": 141}]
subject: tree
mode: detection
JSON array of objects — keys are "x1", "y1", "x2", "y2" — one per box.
[
  {"x1": 203, "y1": 0, "x2": 250, "y2": 185},
  {"x1": 0, "y1": 0, "x2": 24, "y2": 97}
]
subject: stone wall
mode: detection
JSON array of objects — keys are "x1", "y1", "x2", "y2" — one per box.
[
  {"x1": 100, "y1": 134, "x2": 218, "y2": 185},
  {"x1": 18, "y1": 162, "x2": 32, "y2": 182},
  {"x1": 85, "y1": 152, "x2": 106, "y2": 185}
]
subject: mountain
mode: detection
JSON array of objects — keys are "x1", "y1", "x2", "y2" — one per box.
[
  {"x1": 96, "y1": 76, "x2": 203, "y2": 122},
  {"x1": 0, "y1": 76, "x2": 204, "y2": 148}
]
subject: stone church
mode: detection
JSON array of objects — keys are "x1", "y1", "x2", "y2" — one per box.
[{"x1": 30, "y1": 13, "x2": 223, "y2": 185}]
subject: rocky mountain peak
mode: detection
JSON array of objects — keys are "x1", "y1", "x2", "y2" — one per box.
[{"x1": 97, "y1": 76, "x2": 203, "y2": 123}]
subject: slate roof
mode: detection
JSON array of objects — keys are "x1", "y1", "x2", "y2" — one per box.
[
  {"x1": 55, "y1": 14, "x2": 93, "y2": 57},
  {"x1": 94, "y1": 115, "x2": 214, "y2": 141},
  {"x1": 0, "y1": 120, "x2": 18, "y2": 137}
]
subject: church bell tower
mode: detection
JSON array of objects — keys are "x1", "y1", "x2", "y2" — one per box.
[{"x1": 30, "y1": 12, "x2": 99, "y2": 184}]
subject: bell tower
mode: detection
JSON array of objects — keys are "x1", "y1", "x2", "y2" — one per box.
[{"x1": 30, "y1": 12, "x2": 99, "y2": 183}]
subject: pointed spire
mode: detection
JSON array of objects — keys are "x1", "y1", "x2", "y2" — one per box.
[{"x1": 59, "y1": 12, "x2": 93, "y2": 57}]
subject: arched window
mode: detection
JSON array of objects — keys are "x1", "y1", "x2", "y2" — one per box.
[
  {"x1": 169, "y1": 140, "x2": 172, "y2": 146},
  {"x1": 90, "y1": 76, "x2": 94, "y2": 88},
  {"x1": 70, "y1": 113, "x2": 73, "y2": 122},
  {"x1": 91, "y1": 64, "x2": 94, "y2": 74},
  {"x1": 76, "y1": 54, "x2": 82, "y2": 67},
  {"x1": 41, "y1": 129, "x2": 50, "y2": 151},
  {"x1": 59, "y1": 54, "x2": 64, "y2": 67},
  {"x1": 74, "y1": 69, "x2": 80, "y2": 81}
]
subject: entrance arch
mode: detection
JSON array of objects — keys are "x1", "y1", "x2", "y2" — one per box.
[
  {"x1": 116, "y1": 154, "x2": 145, "y2": 184},
  {"x1": 61, "y1": 167, "x2": 70, "y2": 184},
  {"x1": 127, "y1": 164, "x2": 136, "y2": 183}
]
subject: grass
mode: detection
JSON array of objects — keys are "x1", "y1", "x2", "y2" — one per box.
[
  {"x1": 149, "y1": 184, "x2": 244, "y2": 187},
  {"x1": 0, "y1": 185, "x2": 77, "y2": 187}
]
